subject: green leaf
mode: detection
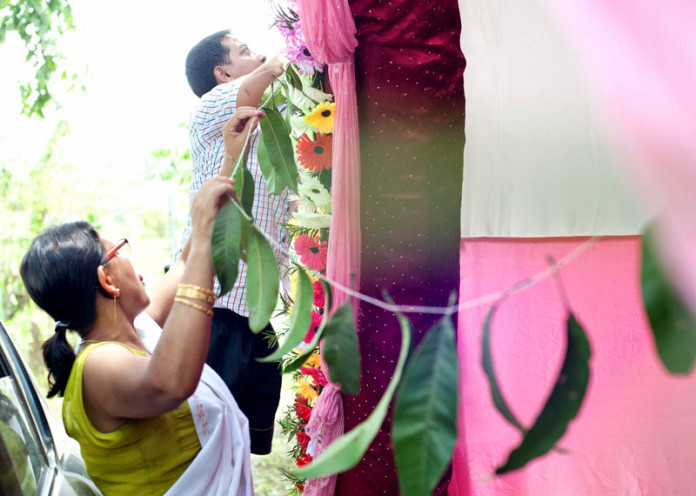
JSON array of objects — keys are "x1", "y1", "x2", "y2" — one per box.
[
  {"x1": 245, "y1": 227, "x2": 280, "y2": 332},
  {"x1": 294, "y1": 311, "x2": 412, "y2": 479},
  {"x1": 641, "y1": 228, "x2": 696, "y2": 374},
  {"x1": 258, "y1": 269, "x2": 313, "y2": 362},
  {"x1": 257, "y1": 138, "x2": 284, "y2": 195},
  {"x1": 482, "y1": 304, "x2": 526, "y2": 432},
  {"x1": 259, "y1": 106, "x2": 299, "y2": 193},
  {"x1": 233, "y1": 165, "x2": 255, "y2": 217},
  {"x1": 393, "y1": 316, "x2": 459, "y2": 496},
  {"x1": 285, "y1": 63, "x2": 304, "y2": 91},
  {"x1": 211, "y1": 202, "x2": 242, "y2": 295},
  {"x1": 322, "y1": 302, "x2": 360, "y2": 395},
  {"x1": 496, "y1": 313, "x2": 591, "y2": 474},
  {"x1": 283, "y1": 279, "x2": 333, "y2": 373}
]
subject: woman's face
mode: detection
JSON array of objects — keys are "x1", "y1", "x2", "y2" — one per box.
[{"x1": 100, "y1": 236, "x2": 150, "y2": 315}]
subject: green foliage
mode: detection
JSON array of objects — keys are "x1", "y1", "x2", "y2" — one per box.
[
  {"x1": 322, "y1": 302, "x2": 360, "y2": 395},
  {"x1": 392, "y1": 315, "x2": 458, "y2": 496},
  {"x1": 258, "y1": 269, "x2": 313, "y2": 363},
  {"x1": 0, "y1": 0, "x2": 77, "y2": 117},
  {"x1": 258, "y1": 106, "x2": 299, "y2": 194},
  {"x1": 283, "y1": 279, "x2": 332, "y2": 373},
  {"x1": 482, "y1": 304, "x2": 525, "y2": 432},
  {"x1": 293, "y1": 310, "x2": 412, "y2": 479},
  {"x1": 211, "y1": 203, "x2": 243, "y2": 295},
  {"x1": 494, "y1": 314, "x2": 591, "y2": 474},
  {"x1": 233, "y1": 165, "x2": 255, "y2": 217},
  {"x1": 245, "y1": 225, "x2": 281, "y2": 332},
  {"x1": 641, "y1": 228, "x2": 696, "y2": 374}
]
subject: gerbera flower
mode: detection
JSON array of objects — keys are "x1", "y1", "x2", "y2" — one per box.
[
  {"x1": 304, "y1": 309, "x2": 323, "y2": 343},
  {"x1": 301, "y1": 364, "x2": 328, "y2": 387},
  {"x1": 313, "y1": 280, "x2": 325, "y2": 308},
  {"x1": 296, "y1": 133, "x2": 333, "y2": 172},
  {"x1": 298, "y1": 173, "x2": 332, "y2": 212},
  {"x1": 305, "y1": 101, "x2": 336, "y2": 134},
  {"x1": 305, "y1": 352, "x2": 321, "y2": 369},
  {"x1": 294, "y1": 234, "x2": 327, "y2": 272},
  {"x1": 297, "y1": 378, "x2": 318, "y2": 402},
  {"x1": 283, "y1": 44, "x2": 325, "y2": 75},
  {"x1": 294, "y1": 397, "x2": 313, "y2": 422}
]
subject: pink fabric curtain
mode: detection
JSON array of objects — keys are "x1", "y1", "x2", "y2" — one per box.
[
  {"x1": 451, "y1": 237, "x2": 696, "y2": 495},
  {"x1": 294, "y1": 1, "x2": 360, "y2": 493},
  {"x1": 547, "y1": 0, "x2": 696, "y2": 311}
]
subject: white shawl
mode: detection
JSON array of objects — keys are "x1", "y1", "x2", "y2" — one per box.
[{"x1": 134, "y1": 312, "x2": 254, "y2": 496}]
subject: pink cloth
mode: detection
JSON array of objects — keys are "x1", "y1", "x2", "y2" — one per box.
[
  {"x1": 451, "y1": 236, "x2": 696, "y2": 495},
  {"x1": 547, "y1": 1, "x2": 696, "y2": 313},
  {"x1": 294, "y1": 1, "x2": 360, "y2": 493}
]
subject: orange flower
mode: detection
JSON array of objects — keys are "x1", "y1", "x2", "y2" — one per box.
[{"x1": 296, "y1": 132, "x2": 333, "y2": 172}]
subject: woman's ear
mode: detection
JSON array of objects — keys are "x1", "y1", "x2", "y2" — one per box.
[{"x1": 97, "y1": 265, "x2": 120, "y2": 297}]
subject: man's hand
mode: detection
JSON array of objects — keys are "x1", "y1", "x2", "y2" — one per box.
[{"x1": 238, "y1": 55, "x2": 286, "y2": 107}]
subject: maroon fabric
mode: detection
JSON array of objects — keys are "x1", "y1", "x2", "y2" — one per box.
[{"x1": 335, "y1": 1, "x2": 466, "y2": 494}]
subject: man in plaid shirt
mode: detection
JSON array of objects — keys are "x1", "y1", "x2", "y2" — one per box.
[{"x1": 181, "y1": 30, "x2": 289, "y2": 455}]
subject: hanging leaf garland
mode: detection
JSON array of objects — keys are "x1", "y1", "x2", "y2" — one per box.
[
  {"x1": 284, "y1": 279, "x2": 333, "y2": 373},
  {"x1": 640, "y1": 227, "x2": 696, "y2": 374},
  {"x1": 258, "y1": 269, "x2": 314, "y2": 362},
  {"x1": 233, "y1": 165, "x2": 256, "y2": 217},
  {"x1": 392, "y1": 315, "x2": 459, "y2": 496},
  {"x1": 211, "y1": 202, "x2": 243, "y2": 295},
  {"x1": 259, "y1": 105, "x2": 299, "y2": 194},
  {"x1": 293, "y1": 310, "x2": 413, "y2": 479},
  {"x1": 322, "y1": 301, "x2": 361, "y2": 395},
  {"x1": 494, "y1": 313, "x2": 591, "y2": 474},
  {"x1": 482, "y1": 304, "x2": 526, "y2": 433},
  {"x1": 245, "y1": 225, "x2": 281, "y2": 332}
]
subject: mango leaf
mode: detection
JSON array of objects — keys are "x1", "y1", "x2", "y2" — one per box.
[
  {"x1": 285, "y1": 63, "x2": 304, "y2": 91},
  {"x1": 233, "y1": 165, "x2": 255, "y2": 217},
  {"x1": 393, "y1": 315, "x2": 459, "y2": 496},
  {"x1": 283, "y1": 279, "x2": 333, "y2": 373},
  {"x1": 293, "y1": 311, "x2": 412, "y2": 479},
  {"x1": 496, "y1": 313, "x2": 591, "y2": 474},
  {"x1": 257, "y1": 138, "x2": 285, "y2": 195},
  {"x1": 258, "y1": 269, "x2": 313, "y2": 362},
  {"x1": 641, "y1": 228, "x2": 696, "y2": 374},
  {"x1": 322, "y1": 302, "x2": 360, "y2": 395},
  {"x1": 211, "y1": 202, "x2": 242, "y2": 295},
  {"x1": 259, "y1": 106, "x2": 299, "y2": 193},
  {"x1": 245, "y1": 227, "x2": 280, "y2": 332},
  {"x1": 482, "y1": 304, "x2": 526, "y2": 432}
]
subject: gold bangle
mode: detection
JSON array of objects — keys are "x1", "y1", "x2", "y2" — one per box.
[
  {"x1": 178, "y1": 283, "x2": 218, "y2": 298},
  {"x1": 174, "y1": 297, "x2": 214, "y2": 317},
  {"x1": 176, "y1": 286, "x2": 216, "y2": 304}
]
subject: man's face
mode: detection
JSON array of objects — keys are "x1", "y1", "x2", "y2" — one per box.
[{"x1": 218, "y1": 36, "x2": 266, "y2": 79}]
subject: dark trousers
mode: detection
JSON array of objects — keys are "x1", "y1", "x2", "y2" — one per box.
[{"x1": 206, "y1": 308, "x2": 282, "y2": 455}]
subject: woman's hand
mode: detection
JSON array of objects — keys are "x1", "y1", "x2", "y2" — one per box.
[{"x1": 220, "y1": 107, "x2": 265, "y2": 177}]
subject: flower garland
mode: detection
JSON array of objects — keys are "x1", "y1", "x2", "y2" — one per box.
[{"x1": 272, "y1": 2, "x2": 334, "y2": 492}]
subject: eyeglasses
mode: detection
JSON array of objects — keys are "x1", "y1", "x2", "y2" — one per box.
[{"x1": 102, "y1": 238, "x2": 129, "y2": 265}]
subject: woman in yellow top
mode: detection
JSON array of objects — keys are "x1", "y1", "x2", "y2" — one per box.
[{"x1": 19, "y1": 109, "x2": 264, "y2": 496}]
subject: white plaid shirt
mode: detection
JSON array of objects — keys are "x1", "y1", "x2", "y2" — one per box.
[{"x1": 179, "y1": 80, "x2": 290, "y2": 317}]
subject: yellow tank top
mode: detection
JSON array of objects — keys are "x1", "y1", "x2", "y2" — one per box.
[{"x1": 62, "y1": 342, "x2": 201, "y2": 495}]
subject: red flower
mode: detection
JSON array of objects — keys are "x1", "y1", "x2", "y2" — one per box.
[
  {"x1": 304, "y1": 310, "x2": 323, "y2": 343},
  {"x1": 296, "y1": 484, "x2": 305, "y2": 491},
  {"x1": 296, "y1": 452, "x2": 313, "y2": 467},
  {"x1": 312, "y1": 280, "x2": 325, "y2": 308},
  {"x1": 294, "y1": 397, "x2": 313, "y2": 422},
  {"x1": 300, "y1": 365, "x2": 328, "y2": 387},
  {"x1": 294, "y1": 234, "x2": 327, "y2": 272},
  {"x1": 296, "y1": 132, "x2": 333, "y2": 172},
  {"x1": 296, "y1": 430, "x2": 311, "y2": 450}
]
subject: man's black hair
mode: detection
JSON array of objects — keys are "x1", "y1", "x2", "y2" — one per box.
[{"x1": 185, "y1": 29, "x2": 233, "y2": 97}]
